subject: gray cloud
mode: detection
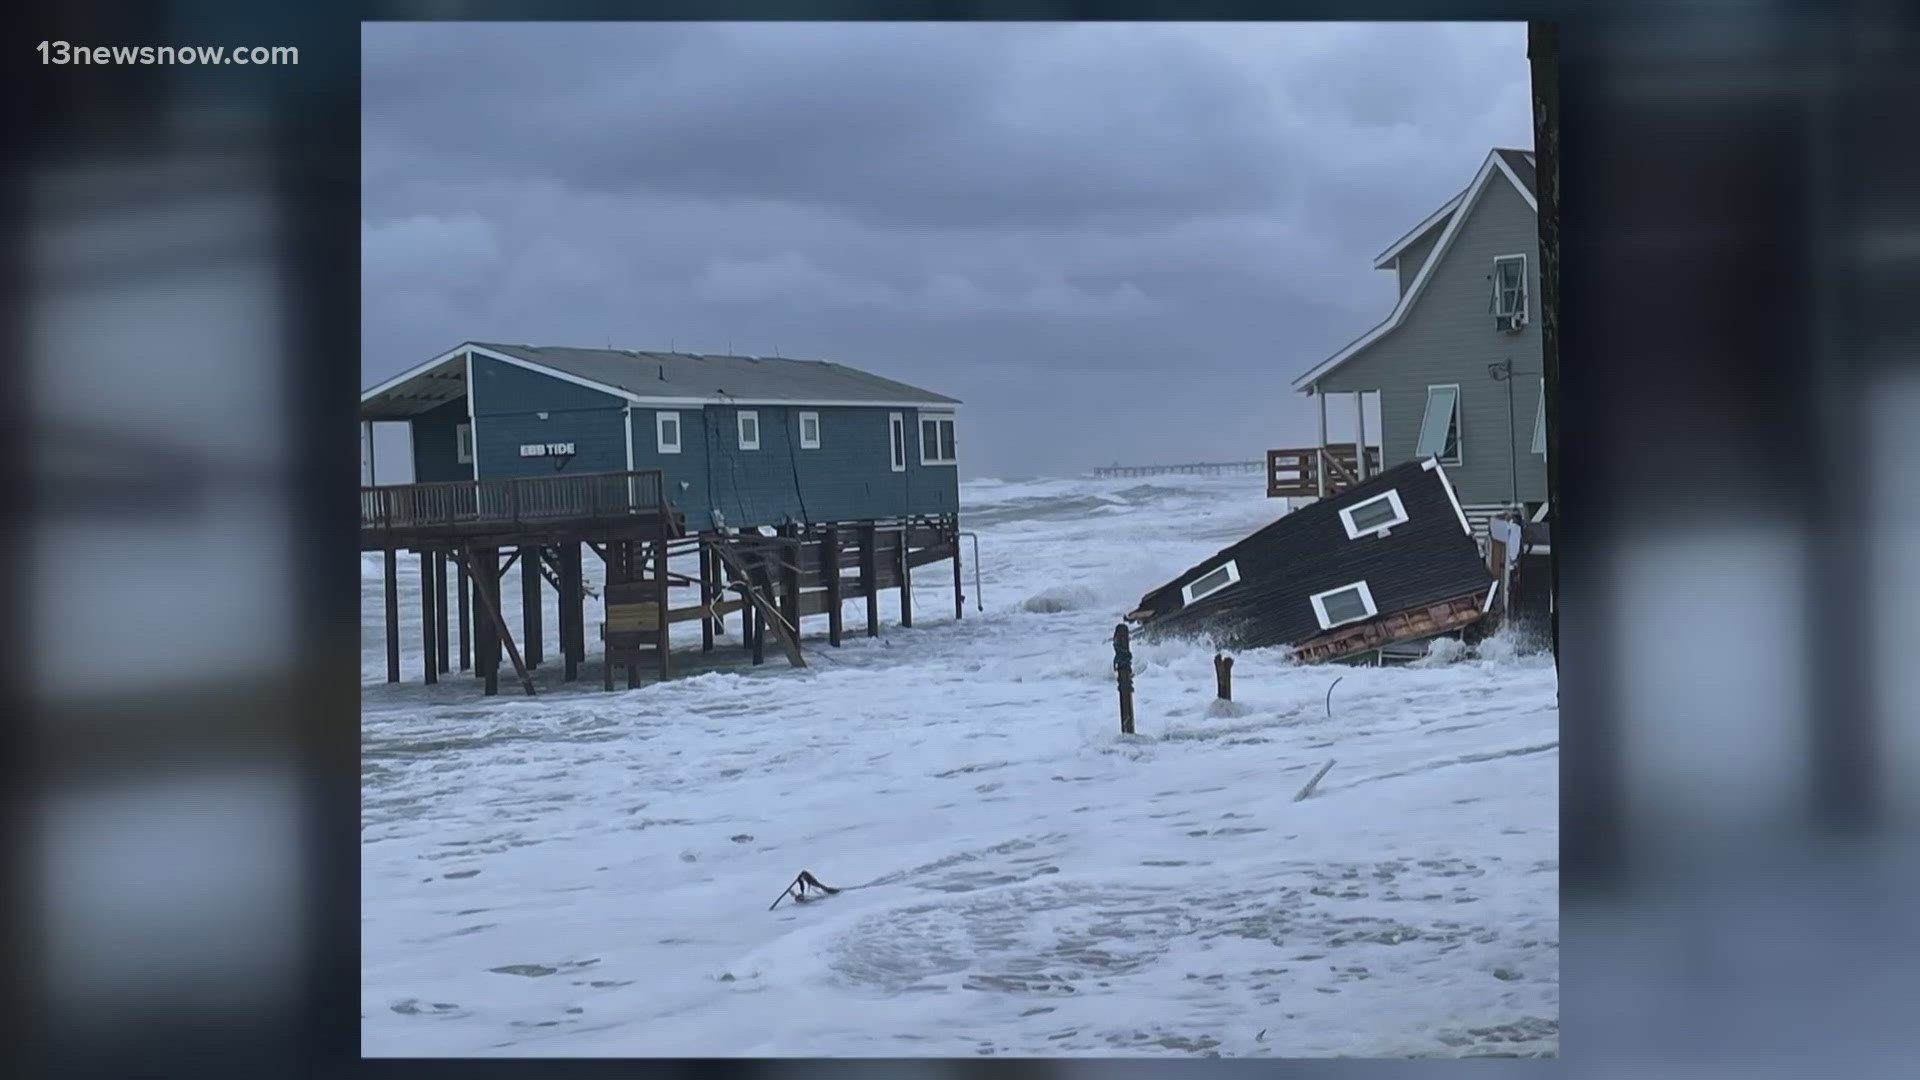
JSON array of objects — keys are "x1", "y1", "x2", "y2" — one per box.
[{"x1": 363, "y1": 21, "x2": 1532, "y2": 478}]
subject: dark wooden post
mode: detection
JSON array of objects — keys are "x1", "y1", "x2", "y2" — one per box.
[
  {"x1": 898, "y1": 526, "x2": 913, "y2": 628},
  {"x1": 472, "y1": 548, "x2": 499, "y2": 695},
  {"x1": 951, "y1": 516, "x2": 964, "y2": 620},
  {"x1": 383, "y1": 548, "x2": 400, "y2": 683},
  {"x1": 750, "y1": 560, "x2": 768, "y2": 666},
  {"x1": 1214, "y1": 652, "x2": 1233, "y2": 701},
  {"x1": 420, "y1": 551, "x2": 437, "y2": 685},
  {"x1": 699, "y1": 543, "x2": 716, "y2": 653},
  {"x1": 824, "y1": 526, "x2": 843, "y2": 646},
  {"x1": 861, "y1": 523, "x2": 880, "y2": 637},
  {"x1": 456, "y1": 556, "x2": 471, "y2": 671},
  {"x1": 655, "y1": 538, "x2": 672, "y2": 682},
  {"x1": 780, "y1": 527, "x2": 801, "y2": 643},
  {"x1": 468, "y1": 548, "x2": 534, "y2": 697},
  {"x1": 434, "y1": 551, "x2": 450, "y2": 674},
  {"x1": 520, "y1": 545, "x2": 542, "y2": 668},
  {"x1": 1114, "y1": 623, "x2": 1135, "y2": 735}
]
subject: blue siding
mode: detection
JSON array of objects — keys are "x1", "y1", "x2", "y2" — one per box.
[
  {"x1": 688, "y1": 405, "x2": 959, "y2": 529},
  {"x1": 409, "y1": 398, "x2": 469, "y2": 483},
  {"x1": 468, "y1": 353, "x2": 628, "y2": 479},
  {"x1": 629, "y1": 407, "x2": 713, "y2": 527}
]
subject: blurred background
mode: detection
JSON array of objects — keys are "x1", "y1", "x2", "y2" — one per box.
[{"x1": 4, "y1": 1, "x2": 1918, "y2": 1077}]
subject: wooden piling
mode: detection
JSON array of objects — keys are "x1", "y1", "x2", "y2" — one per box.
[
  {"x1": 699, "y1": 543, "x2": 716, "y2": 653},
  {"x1": 655, "y1": 538, "x2": 671, "y2": 682},
  {"x1": 780, "y1": 527, "x2": 801, "y2": 643},
  {"x1": 1214, "y1": 652, "x2": 1233, "y2": 701},
  {"x1": 466, "y1": 547, "x2": 534, "y2": 697},
  {"x1": 383, "y1": 548, "x2": 400, "y2": 683},
  {"x1": 898, "y1": 527, "x2": 913, "y2": 628},
  {"x1": 951, "y1": 517, "x2": 963, "y2": 620},
  {"x1": 420, "y1": 551, "x2": 437, "y2": 685},
  {"x1": 561, "y1": 543, "x2": 582, "y2": 682},
  {"x1": 456, "y1": 557, "x2": 471, "y2": 671},
  {"x1": 824, "y1": 526, "x2": 843, "y2": 646},
  {"x1": 434, "y1": 551, "x2": 450, "y2": 674},
  {"x1": 862, "y1": 524, "x2": 879, "y2": 637},
  {"x1": 1114, "y1": 623, "x2": 1135, "y2": 735},
  {"x1": 471, "y1": 548, "x2": 499, "y2": 695},
  {"x1": 521, "y1": 545, "x2": 542, "y2": 669},
  {"x1": 749, "y1": 562, "x2": 768, "y2": 666}
]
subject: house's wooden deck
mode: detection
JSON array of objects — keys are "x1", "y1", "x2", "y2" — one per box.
[
  {"x1": 1265, "y1": 443, "x2": 1383, "y2": 499},
  {"x1": 359, "y1": 470, "x2": 672, "y2": 551}
]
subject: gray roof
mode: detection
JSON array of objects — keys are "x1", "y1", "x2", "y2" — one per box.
[
  {"x1": 473, "y1": 342, "x2": 960, "y2": 406},
  {"x1": 1493, "y1": 147, "x2": 1537, "y2": 198}
]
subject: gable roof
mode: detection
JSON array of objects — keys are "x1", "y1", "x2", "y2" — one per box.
[
  {"x1": 1296, "y1": 147, "x2": 1539, "y2": 391},
  {"x1": 361, "y1": 342, "x2": 960, "y2": 420}
]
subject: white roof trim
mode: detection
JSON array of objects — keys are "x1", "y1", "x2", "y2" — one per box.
[
  {"x1": 1421, "y1": 457, "x2": 1474, "y2": 536},
  {"x1": 1295, "y1": 151, "x2": 1537, "y2": 390},
  {"x1": 360, "y1": 343, "x2": 470, "y2": 404},
  {"x1": 467, "y1": 344, "x2": 646, "y2": 403},
  {"x1": 1371, "y1": 189, "x2": 1466, "y2": 270}
]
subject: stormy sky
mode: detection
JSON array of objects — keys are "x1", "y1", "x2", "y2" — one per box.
[{"x1": 362, "y1": 22, "x2": 1532, "y2": 480}]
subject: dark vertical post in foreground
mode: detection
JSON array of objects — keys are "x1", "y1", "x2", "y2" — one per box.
[
  {"x1": 434, "y1": 551, "x2": 450, "y2": 674},
  {"x1": 383, "y1": 548, "x2": 400, "y2": 683},
  {"x1": 521, "y1": 545, "x2": 542, "y2": 669},
  {"x1": 471, "y1": 548, "x2": 498, "y2": 695},
  {"x1": 456, "y1": 557, "x2": 471, "y2": 671},
  {"x1": 560, "y1": 543, "x2": 581, "y2": 681},
  {"x1": 1114, "y1": 623, "x2": 1135, "y2": 735},
  {"x1": 655, "y1": 538, "x2": 671, "y2": 682},
  {"x1": 699, "y1": 543, "x2": 716, "y2": 653},
  {"x1": 897, "y1": 527, "x2": 913, "y2": 628},
  {"x1": 420, "y1": 551, "x2": 437, "y2": 685},
  {"x1": 862, "y1": 523, "x2": 879, "y2": 637},
  {"x1": 779, "y1": 526, "x2": 801, "y2": 642},
  {"x1": 749, "y1": 560, "x2": 768, "y2": 667},
  {"x1": 952, "y1": 516, "x2": 964, "y2": 620},
  {"x1": 1214, "y1": 652, "x2": 1233, "y2": 701},
  {"x1": 824, "y1": 526, "x2": 843, "y2": 646}
]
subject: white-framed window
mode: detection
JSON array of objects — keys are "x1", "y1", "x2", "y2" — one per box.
[
  {"x1": 798, "y1": 411, "x2": 821, "y2": 450},
  {"x1": 1309, "y1": 580, "x2": 1378, "y2": 631},
  {"x1": 919, "y1": 412, "x2": 957, "y2": 465},
  {"x1": 1531, "y1": 381, "x2": 1547, "y2": 457},
  {"x1": 1339, "y1": 488, "x2": 1409, "y2": 539},
  {"x1": 655, "y1": 410, "x2": 682, "y2": 454},
  {"x1": 1180, "y1": 560, "x2": 1241, "y2": 606},
  {"x1": 1491, "y1": 254, "x2": 1528, "y2": 320},
  {"x1": 888, "y1": 412, "x2": 906, "y2": 472},
  {"x1": 455, "y1": 421, "x2": 473, "y2": 464},
  {"x1": 737, "y1": 410, "x2": 760, "y2": 451},
  {"x1": 1415, "y1": 384, "x2": 1462, "y2": 464}
]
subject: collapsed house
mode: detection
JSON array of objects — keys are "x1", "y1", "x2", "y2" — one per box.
[{"x1": 1127, "y1": 458, "x2": 1496, "y2": 663}]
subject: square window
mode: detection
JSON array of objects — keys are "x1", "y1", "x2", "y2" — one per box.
[
  {"x1": 919, "y1": 413, "x2": 957, "y2": 465},
  {"x1": 738, "y1": 410, "x2": 760, "y2": 451},
  {"x1": 455, "y1": 422, "x2": 473, "y2": 465},
  {"x1": 1339, "y1": 489, "x2": 1409, "y2": 539},
  {"x1": 1180, "y1": 560, "x2": 1241, "y2": 605},
  {"x1": 799, "y1": 411, "x2": 820, "y2": 450},
  {"x1": 656, "y1": 411, "x2": 682, "y2": 454},
  {"x1": 1310, "y1": 580, "x2": 1378, "y2": 630}
]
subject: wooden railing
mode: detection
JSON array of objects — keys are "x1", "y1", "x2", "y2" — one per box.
[
  {"x1": 1266, "y1": 444, "x2": 1383, "y2": 499},
  {"x1": 361, "y1": 470, "x2": 666, "y2": 538}
]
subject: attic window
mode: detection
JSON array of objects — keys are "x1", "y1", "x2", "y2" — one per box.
[
  {"x1": 1181, "y1": 560, "x2": 1241, "y2": 606},
  {"x1": 455, "y1": 422, "x2": 473, "y2": 465},
  {"x1": 919, "y1": 412, "x2": 956, "y2": 465},
  {"x1": 1310, "y1": 580, "x2": 1378, "y2": 631},
  {"x1": 799, "y1": 411, "x2": 820, "y2": 450},
  {"x1": 1491, "y1": 254, "x2": 1528, "y2": 322},
  {"x1": 1415, "y1": 384, "x2": 1461, "y2": 464},
  {"x1": 657, "y1": 411, "x2": 682, "y2": 454},
  {"x1": 737, "y1": 410, "x2": 760, "y2": 451},
  {"x1": 1340, "y1": 489, "x2": 1409, "y2": 539}
]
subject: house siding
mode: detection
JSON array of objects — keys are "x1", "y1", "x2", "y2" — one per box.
[
  {"x1": 409, "y1": 397, "x2": 470, "y2": 483},
  {"x1": 1395, "y1": 225, "x2": 1443, "y2": 296},
  {"x1": 630, "y1": 407, "x2": 714, "y2": 528},
  {"x1": 468, "y1": 353, "x2": 628, "y2": 478},
  {"x1": 1316, "y1": 175, "x2": 1546, "y2": 508},
  {"x1": 691, "y1": 405, "x2": 960, "y2": 530}
]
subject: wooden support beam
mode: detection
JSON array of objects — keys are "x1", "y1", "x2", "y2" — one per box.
[
  {"x1": 456, "y1": 556, "x2": 471, "y2": 671},
  {"x1": 562, "y1": 542, "x2": 582, "y2": 682},
  {"x1": 655, "y1": 538, "x2": 671, "y2": 682},
  {"x1": 863, "y1": 523, "x2": 879, "y2": 637},
  {"x1": 952, "y1": 518, "x2": 963, "y2": 620},
  {"x1": 384, "y1": 548, "x2": 400, "y2": 683},
  {"x1": 708, "y1": 540, "x2": 804, "y2": 668},
  {"x1": 461, "y1": 546, "x2": 535, "y2": 697},
  {"x1": 470, "y1": 548, "x2": 498, "y2": 694},
  {"x1": 420, "y1": 551, "x2": 437, "y2": 685},
  {"x1": 521, "y1": 545, "x2": 542, "y2": 669},
  {"x1": 898, "y1": 528, "x2": 913, "y2": 628},
  {"x1": 780, "y1": 528, "x2": 801, "y2": 643},
  {"x1": 434, "y1": 551, "x2": 450, "y2": 674},
  {"x1": 700, "y1": 544, "x2": 716, "y2": 653},
  {"x1": 824, "y1": 526, "x2": 843, "y2": 646}
]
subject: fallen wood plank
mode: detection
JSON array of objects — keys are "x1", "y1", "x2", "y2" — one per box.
[{"x1": 1294, "y1": 759, "x2": 1336, "y2": 802}]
